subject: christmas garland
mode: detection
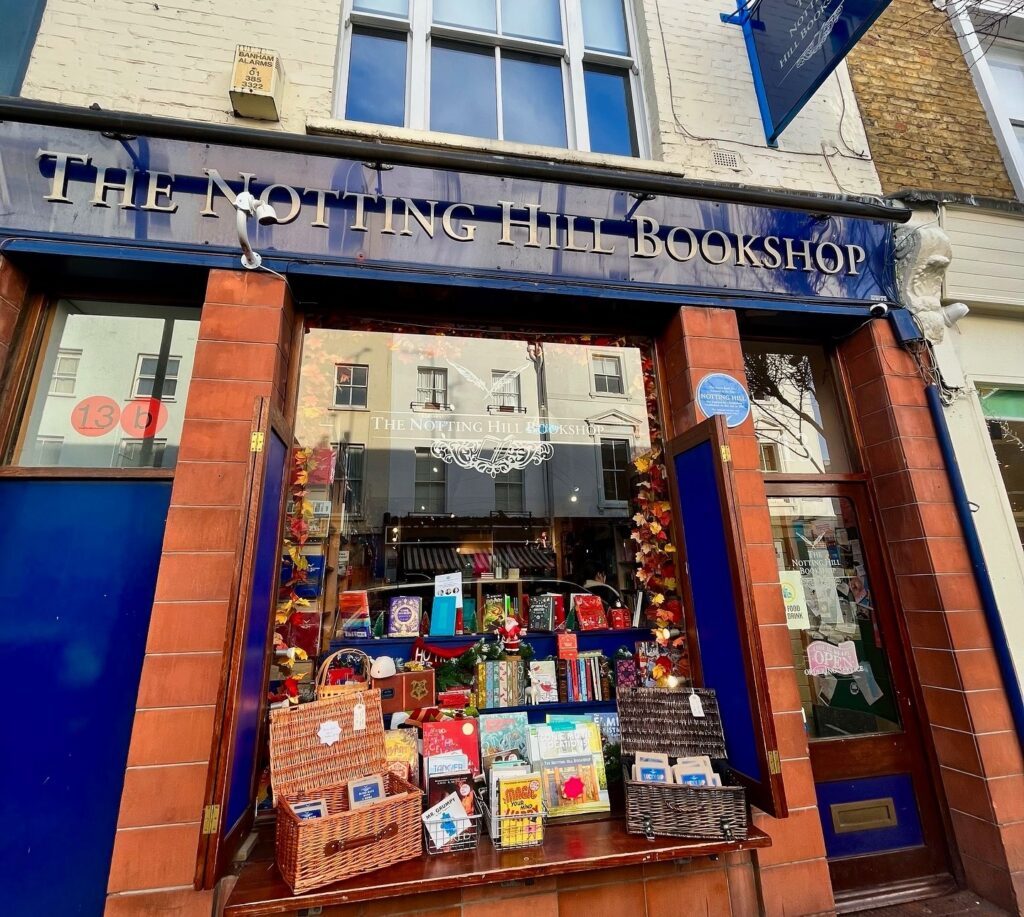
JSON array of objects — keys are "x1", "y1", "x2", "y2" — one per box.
[{"x1": 632, "y1": 355, "x2": 688, "y2": 685}]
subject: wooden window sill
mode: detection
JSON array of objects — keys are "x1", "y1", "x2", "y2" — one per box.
[{"x1": 224, "y1": 817, "x2": 771, "y2": 916}]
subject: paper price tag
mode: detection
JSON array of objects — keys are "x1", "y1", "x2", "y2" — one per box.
[
  {"x1": 353, "y1": 702, "x2": 366, "y2": 732},
  {"x1": 689, "y1": 693, "x2": 705, "y2": 718}
]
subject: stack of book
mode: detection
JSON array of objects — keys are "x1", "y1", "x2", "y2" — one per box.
[
  {"x1": 556, "y1": 651, "x2": 613, "y2": 702},
  {"x1": 474, "y1": 658, "x2": 527, "y2": 709}
]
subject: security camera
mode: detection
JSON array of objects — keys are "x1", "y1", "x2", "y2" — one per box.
[
  {"x1": 255, "y1": 201, "x2": 278, "y2": 225},
  {"x1": 869, "y1": 302, "x2": 890, "y2": 318}
]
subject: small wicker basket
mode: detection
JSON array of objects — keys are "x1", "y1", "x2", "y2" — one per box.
[
  {"x1": 269, "y1": 690, "x2": 422, "y2": 893},
  {"x1": 315, "y1": 648, "x2": 373, "y2": 700},
  {"x1": 617, "y1": 687, "x2": 748, "y2": 842}
]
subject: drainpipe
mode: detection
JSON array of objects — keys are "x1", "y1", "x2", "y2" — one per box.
[{"x1": 923, "y1": 383, "x2": 1024, "y2": 751}]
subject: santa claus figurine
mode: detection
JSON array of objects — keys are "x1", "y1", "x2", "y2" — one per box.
[{"x1": 497, "y1": 616, "x2": 524, "y2": 655}]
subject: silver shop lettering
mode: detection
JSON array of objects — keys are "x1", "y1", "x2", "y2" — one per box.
[{"x1": 35, "y1": 150, "x2": 867, "y2": 276}]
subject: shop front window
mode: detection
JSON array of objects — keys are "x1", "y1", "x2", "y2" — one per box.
[
  {"x1": 12, "y1": 301, "x2": 199, "y2": 469},
  {"x1": 285, "y1": 324, "x2": 658, "y2": 640},
  {"x1": 743, "y1": 341, "x2": 852, "y2": 474},
  {"x1": 980, "y1": 386, "x2": 1024, "y2": 548},
  {"x1": 769, "y1": 496, "x2": 901, "y2": 739}
]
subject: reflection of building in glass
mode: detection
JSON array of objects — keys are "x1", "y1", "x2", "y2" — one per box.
[
  {"x1": 19, "y1": 301, "x2": 199, "y2": 468},
  {"x1": 294, "y1": 328, "x2": 651, "y2": 590},
  {"x1": 744, "y1": 342, "x2": 850, "y2": 475}
]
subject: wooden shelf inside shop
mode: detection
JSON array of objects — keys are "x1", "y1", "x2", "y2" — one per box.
[{"x1": 224, "y1": 817, "x2": 771, "y2": 917}]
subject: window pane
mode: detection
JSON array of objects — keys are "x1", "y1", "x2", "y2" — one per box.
[
  {"x1": 980, "y1": 387, "x2": 1024, "y2": 550},
  {"x1": 502, "y1": 53, "x2": 567, "y2": 148},
  {"x1": 743, "y1": 341, "x2": 852, "y2": 474},
  {"x1": 352, "y1": 387, "x2": 368, "y2": 408},
  {"x1": 352, "y1": 365, "x2": 368, "y2": 386},
  {"x1": 581, "y1": 0, "x2": 629, "y2": 54},
  {"x1": 433, "y1": 0, "x2": 496, "y2": 32},
  {"x1": 501, "y1": 0, "x2": 562, "y2": 42},
  {"x1": 140, "y1": 357, "x2": 160, "y2": 375},
  {"x1": 354, "y1": 0, "x2": 409, "y2": 15},
  {"x1": 584, "y1": 65, "x2": 638, "y2": 156},
  {"x1": 770, "y1": 496, "x2": 901, "y2": 739},
  {"x1": 431, "y1": 42, "x2": 497, "y2": 139},
  {"x1": 990, "y1": 57, "x2": 1024, "y2": 121},
  {"x1": 17, "y1": 300, "x2": 199, "y2": 470},
  {"x1": 346, "y1": 29, "x2": 407, "y2": 127}
]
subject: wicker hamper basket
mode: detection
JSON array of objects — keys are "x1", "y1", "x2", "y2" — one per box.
[
  {"x1": 269, "y1": 690, "x2": 422, "y2": 894},
  {"x1": 617, "y1": 687, "x2": 748, "y2": 841}
]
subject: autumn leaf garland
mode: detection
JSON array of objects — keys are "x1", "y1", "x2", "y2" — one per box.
[{"x1": 276, "y1": 447, "x2": 318, "y2": 626}]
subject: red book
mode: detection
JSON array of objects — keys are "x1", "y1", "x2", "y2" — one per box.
[
  {"x1": 422, "y1": 719, "x2": 481, "y2": 776},
  {"x1": 552, "y1": 595, "x2": 567, "y2": 630},
  {"x1": 573, "y1": 594, "x2": 608, "y2": 630}
]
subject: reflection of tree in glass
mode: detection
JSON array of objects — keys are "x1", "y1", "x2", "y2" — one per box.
[{"x1": 744, "y1": 351, "x2": 825, "y2": 473}]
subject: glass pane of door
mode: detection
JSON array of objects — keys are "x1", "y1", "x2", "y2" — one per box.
[{"x1": 769, "y1": 495, "x2": 901, "y2": 740}]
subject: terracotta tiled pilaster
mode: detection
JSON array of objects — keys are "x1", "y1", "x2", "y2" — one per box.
[
  {"x1": 838, "y1": 319, "x2": 1024, "y2": 913},
  {"x1": 658, "y1": 305, "x2": 835, "y2": 917},
  {"x1": 105, "y1": 271, "x2": 297, "y2": 916},
  {"x1": 0, "y1": 254, "x2": 30, "y2": 382}
]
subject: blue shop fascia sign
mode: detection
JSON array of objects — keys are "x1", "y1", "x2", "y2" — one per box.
[{"x1": 0, "y1": 121, "x2": 896, "y2": 308}]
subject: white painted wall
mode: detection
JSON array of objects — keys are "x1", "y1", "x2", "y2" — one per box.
[
  {"x1": 932, "y1": 203, "x2": 1024, "y2": 683},
  {"x1": 20, "y1": 0, "x2": 882, "y2": 195}
]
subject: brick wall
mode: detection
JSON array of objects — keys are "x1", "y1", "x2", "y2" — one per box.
[
  {"x1": 658, "y1": 306, "x2": 836, "y2": 917},
  {"x1": 105, "y1": 270, "x2": 296, "y2": 917},
  {"x1": 838, "y1": 320, "x2": 1024, "y2": 913},
  {"x1": 845, "y1": 0, "x2": 1016, "y2": 198}
]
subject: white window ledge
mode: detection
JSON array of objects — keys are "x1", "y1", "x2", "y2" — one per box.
[{"x1": 306, "y1": 117, "x2": 677, "y2": 176}]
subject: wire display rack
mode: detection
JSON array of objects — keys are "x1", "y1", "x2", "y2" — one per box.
[
  {"x1": 422, "y1": 809, "x2": 482, "y2": 854},
  {"x1": 477, "y1": 794, "x2": 547, "y2": 851}
]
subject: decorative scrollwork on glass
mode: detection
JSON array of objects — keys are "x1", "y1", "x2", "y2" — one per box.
[{"x1": 430, "y1": 437, "x2": 554, "y2": 477}]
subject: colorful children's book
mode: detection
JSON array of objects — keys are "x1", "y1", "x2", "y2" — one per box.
[
  {"x1": 384, "y1": 728, "x2": 420, "y2": 786},
  {"x1": 429, "y1": 595, "x2": 458, "y2": 636},
  {"x1": 479, "y1": 712, "x2": 530, "y2": 773},
  {"x1": 528, "y1": 659, "x2": 558, "y2": 704},
  {"x1": 338, "y1": 591, "x2": 371, "y2": 638},
  {"x1": 388, "y1": 595, "x2": 422, "y2": 636},
  {"x1": 427, "y1": 770, "x2": 475, "y2": 815},
  {"x1": 482, "y1": 595, "x2": 507, "y2": 631},
  {"x1": 528, "y1": 595, "x2": 555, "y2": 631},
  {"x1": 422, "y1": 792, "x2": 473, "y2": 850},
  {"x1": 573, "y1": 593, "x2": 608, "y2": 630},
  {"x1": 497, "y1": 772, "x2": 544, "y2": 845},
  {"x1": 538, "y1": 753, "x2": 603, "y2": 817},
  {"x1": 533, "y1": 722, "x2": 609, "y2": 817},
  {"x1": 422, "y1": 718, "x2": 481, "y2": 776}
]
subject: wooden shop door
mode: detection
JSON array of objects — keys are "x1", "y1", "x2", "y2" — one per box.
[
  {"x1": 766, "y1": 481, "x2": 953, "y2": 908},
  {"x1": 197, "y1": 398, "x2": 292, "y2": 886}
]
